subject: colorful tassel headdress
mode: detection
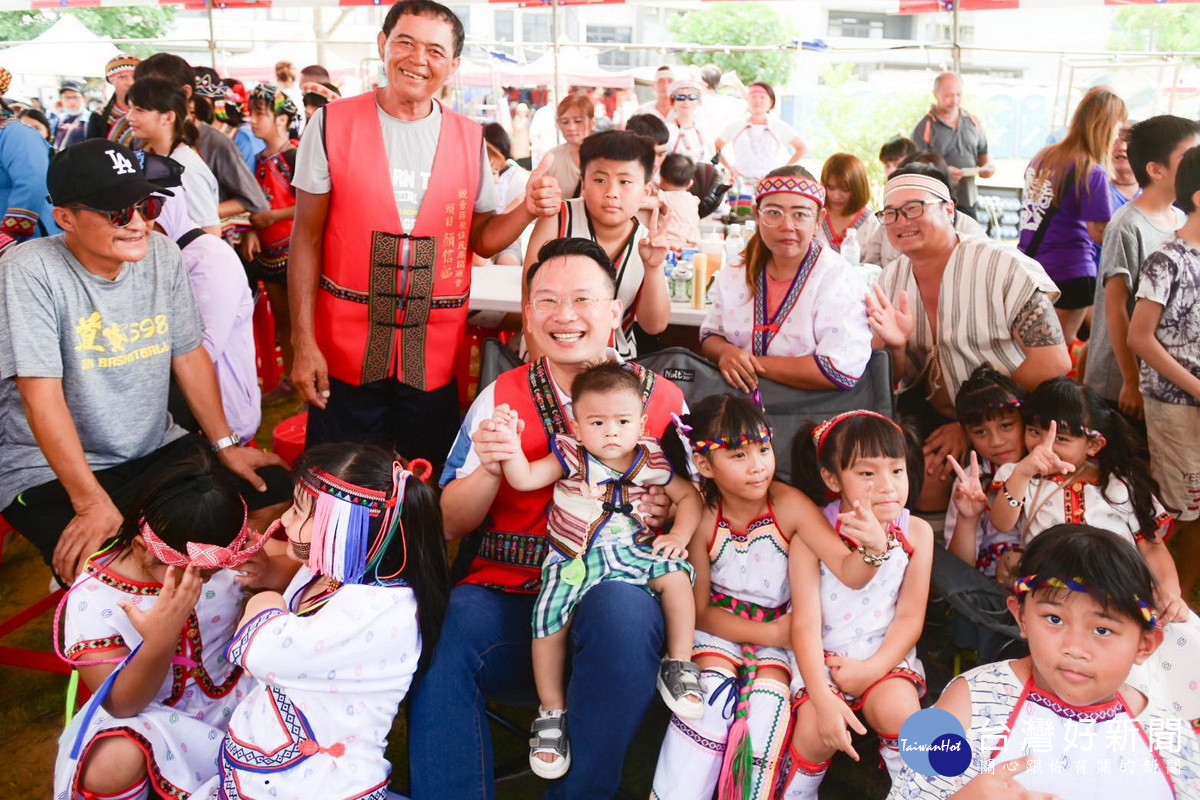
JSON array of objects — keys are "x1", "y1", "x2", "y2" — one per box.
[
  {"x1": 139, "y1": 497, "x2": 265, "y2": 570},
  {"x1": 298, "y1": 462, "x2": 413, "y2": 586}
]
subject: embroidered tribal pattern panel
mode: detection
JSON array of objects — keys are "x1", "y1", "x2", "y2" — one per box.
[{"x1": 363, "y1": 231, "x2": 437, "y2": 386}]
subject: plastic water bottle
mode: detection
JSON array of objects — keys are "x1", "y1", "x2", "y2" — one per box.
[
  {"x1": 671, "y1": 252, "x2": 694, "y2": 303},
  {"x1": 725, "y1": 226, "x2": 746, "y2": 270},
  {"x1": 841, "y1": 227, "x2": 861, "y2": 266}
]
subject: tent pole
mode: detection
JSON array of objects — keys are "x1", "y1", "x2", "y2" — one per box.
[
  {"x1": 552, "y1": 0, "x2": 561, "y2": 119},
  {"x1": 951, "y1": 0, "x2": 961, "y2": 73},
  {"x1": 206, "y1": 0, "x2": 218, "y2": 71}
]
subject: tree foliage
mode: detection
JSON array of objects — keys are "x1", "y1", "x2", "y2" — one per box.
[
  {"x1": 1108, "y1": 6, "x2": 1200, "y2": 57},
  {"x1": 667, "y1": 3, "x2": 797, "y2": 86},
  {"x1": 0, "y1": 7, "x2": 176, "y2": 56},
  {"x1": 806, "y1": 64, "x2": 932, "y2": 199}
]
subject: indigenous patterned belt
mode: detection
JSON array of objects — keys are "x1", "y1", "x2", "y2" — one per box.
[{"x1": 478, "y1": 529, "x2": 547, "y2": 568}]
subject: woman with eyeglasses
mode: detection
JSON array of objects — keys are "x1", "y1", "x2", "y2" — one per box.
[
  {"x1": 126, "y1": 76, "x2": 222, "y2": 238},
  {"x1": 666, "y1": 75, "x2": 714, "y2": 165},
  {"x1": 714, "y1": 81, "x2": 806, "y2": 184},
  {"x1": 542, "y1": 93, "x2": 595, "y2": 198},
  {"x1": 699, "y1": 165, "x2": 872, "y2": 394}
]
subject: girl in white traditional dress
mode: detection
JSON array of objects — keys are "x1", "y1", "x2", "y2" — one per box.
[
  {"x1": 781, "y1": 410, "x2": 934, "y2": 798},
  {"x1": 944, "y1": 366, "x2": 1028, "y2": 583},
  {"x1": 191, "y1": 443, "x2": 450, "y2": 800},
  {"x1": 53, "y1": 446, "x2": 262, "y2": 800},
  {"x1": 700, "y1": 166, "x2": 872, "y2": 396},
  {"x1": 888, "y1": 524, "x2": 1200, "y2": 799},
  {"x1": 987, "y1": 377, "x2": 1200, "y2": 733},
  {"x1": 653, "y1": 396, "x2": 897, "y2": 800}
]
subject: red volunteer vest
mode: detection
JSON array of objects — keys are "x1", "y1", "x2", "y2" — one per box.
[
  {"x1": 319, "y1": 93, "x2": 481, "y2": 390},
  {"x1": 461, "y1": 358, "x2": 684, "y2": 594}
]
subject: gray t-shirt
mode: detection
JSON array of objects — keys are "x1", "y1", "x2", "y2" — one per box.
[
  {"x1": 912, "y1": 108, "x2": 988, "y2": 208},
  {"x1": 196, "y1": 122, "x2": 269, "y2": 213},
  {"x1": 0, "y1": 234, "x2": 204, "y2": 507},
  {"x1": 1083, "y1": 202, "x2": 1183, "y2": 401},
  {"x1": 293, "y1": 101, "x2": 499, "y2": 234}
]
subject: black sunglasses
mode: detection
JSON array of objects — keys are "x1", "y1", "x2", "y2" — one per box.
[
  {"x1": 672, "y1": 93, "x2": 700, "y2": 102},
  {"x1": 65, "y1": 196, "x2": 165, "y2": 228}
]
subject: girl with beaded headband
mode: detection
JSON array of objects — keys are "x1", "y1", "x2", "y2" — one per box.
[
  {"x1": 944, "y1": 364, "x2": 1029, "y2": 581},
  {"x1": 241, "y1": 82, "x2": 300, "y2": 401},
  {"x1": 52, "y1": 445, "x2": 260, "y2": 800},
  {"x1": 780, "y1": 409, "x2": 932, "y2": 798},
  {"x1": 653, "y1": 396, "x2": 893, "y2": 800},
  {"x1": 192, "y1": 443, "x2": 449, "y2": 800},
  {"x1": 888, "y1": 524, "x2": 1200, "y2": 799},
  {"x1": 987, "y1": 376, "x2": 1200, "y2": 731},
  {"x1": 699, "y1": 164, "x2": 873, "y2": 400}
]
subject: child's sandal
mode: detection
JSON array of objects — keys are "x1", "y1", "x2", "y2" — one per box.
[
  {"x1": 657, "y1": 658, "x2": 705, "y2": 720},
  {"x1": 528, "y1": 709, "x2": 571, "y2": 779}
]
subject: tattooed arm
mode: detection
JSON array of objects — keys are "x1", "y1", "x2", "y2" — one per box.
[{"x1": 1009, "y1": 291, "x2": 1072, "y2": 390}]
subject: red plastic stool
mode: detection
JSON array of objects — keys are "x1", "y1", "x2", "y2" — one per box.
[
  {"x1": 253, "y1": 282, "x2": 283, "y2": 394},
  {"x1": 272, "y1": 412, "x2": 307, "y2": 466},
  {"x1": 0, "y1": 516, "x2": 72, "y2": 675}
]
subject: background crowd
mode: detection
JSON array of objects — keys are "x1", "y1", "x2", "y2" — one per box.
[{"x1": 1, "y1": 0, "x2": 1199, "y2": 798}]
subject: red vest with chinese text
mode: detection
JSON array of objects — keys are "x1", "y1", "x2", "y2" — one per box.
[{"x1": 319, "y1": 93, "x2": 480, "y2": 390}]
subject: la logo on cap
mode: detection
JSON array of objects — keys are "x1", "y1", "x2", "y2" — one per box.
[{"x1": 106, "y1": 149, "x2": 135, "y2": 176}]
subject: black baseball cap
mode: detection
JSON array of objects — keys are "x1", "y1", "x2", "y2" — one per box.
[
  {"x1": 47, "y1": 139, "x2": 173, "y2": 211},
  {"x1": 135, "y1": 150, "x2": 185, "y2": 190}
]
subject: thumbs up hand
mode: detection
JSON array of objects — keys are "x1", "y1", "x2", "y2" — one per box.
[{"x1": 525, "y1": 152, "x2": 562, "y2": 218}]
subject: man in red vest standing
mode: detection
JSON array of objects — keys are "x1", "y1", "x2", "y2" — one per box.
[
  {"x1": 411, "y1": 237, "x2": 685, "y2": 799},
  {"x1": 289, "y1": 0, "x2": 561, "y2": 465}
]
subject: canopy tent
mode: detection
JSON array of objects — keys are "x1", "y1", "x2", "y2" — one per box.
[
  {"x1": 222, "y1": 41, "x2": 360, "y2": 81},
  {"x1": 0, "y1": 16, "x2": 119, "y2": 82}
]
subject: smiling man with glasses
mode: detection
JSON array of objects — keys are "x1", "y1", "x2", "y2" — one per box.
[
  {"x1": 414, "y1": 236, "x2": 687, "y2": 799},
  {"x1": 866, "y1": 163, "x2": 1070, "y2": 512},
  {"x1": 0, "y1": 139, "x2": 291, "y2": 585}
]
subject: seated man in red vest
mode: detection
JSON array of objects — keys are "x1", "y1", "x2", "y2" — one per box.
[
  {"x1": 410, "y1": 237, "x2": 686, "y2": 799},
  {"x1": 289, "y1": 0, "x2": 561, "y2": 466}
]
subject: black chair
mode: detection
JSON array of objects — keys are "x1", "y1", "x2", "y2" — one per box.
[{"x1": 635, "y1": 347, "x2": 894, "y2": 483}]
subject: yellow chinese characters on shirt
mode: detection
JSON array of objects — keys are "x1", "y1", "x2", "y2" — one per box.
[{"x1": 73, "y1": 311, "x2": 171, "y2": 370}]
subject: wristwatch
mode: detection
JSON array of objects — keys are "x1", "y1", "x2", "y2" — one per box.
[{"x1": 211, "y1": 433, "x2": 241, "y2": 453}]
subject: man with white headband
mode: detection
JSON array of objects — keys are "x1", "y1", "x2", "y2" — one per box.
[
  {"x1": 636, "y1": 65, "x2": 676, "y2": 124},
  {"x1": 866, "y1": 163, "x2": 1071, "y2": 512}
]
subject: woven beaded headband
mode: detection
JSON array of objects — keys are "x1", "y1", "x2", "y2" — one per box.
[
  {"x1": 105, "y1": 55, "x2": 139, "y2": 81},
  {"x1": 755, "y1": 174, "x2": 826, "y2": 209},
  {"x1": 300, "y1": 81, "x2": 340, "y2": 103},
  {"x1": 671, "y1": 413, "x2": 773, "y2": 454},
  {"x1": 1013, "y1": 574, "x2": 1158, "y2": 629},
  {"x1": 138, "y1": 497, "x2": 265, "y2": 570},
  {"x1": 251, "y1": 82, "x2": 297, "y2": 118},
  {"x1": 811, "y1": 410, "x2": 902, "y2": 455}
]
